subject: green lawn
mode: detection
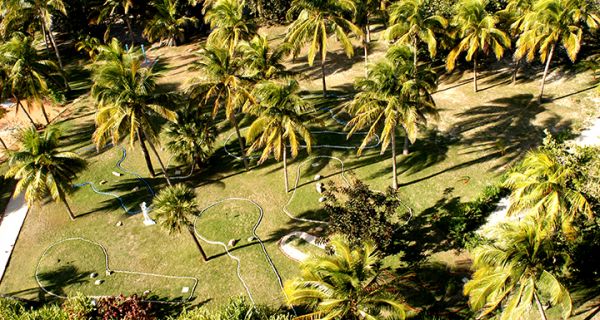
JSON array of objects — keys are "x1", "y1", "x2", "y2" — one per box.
[{"x1": 0, "y1": 27, "x2": 598, "y2": 311}]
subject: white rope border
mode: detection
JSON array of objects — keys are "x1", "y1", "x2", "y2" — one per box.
[
  {"x1": 35, "y1": 238, "x2": 199, "y2": 304},
  {"x1": 193, "y1": 198, "x2": 294, "y2": 313}
]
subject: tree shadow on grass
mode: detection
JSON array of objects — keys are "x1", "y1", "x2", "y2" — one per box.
[
  {"x1": 452, "y1": 93, "x2": 573, "y2": 171},
  {"x1": 288, "y1": 50, "x2": 363, "y2": 82},
  {"x1": 396, "y1": 262, "x2": 473, "y2": 319},
  {"x1": 36, "y1": 265, "x2": 91, "y2": 301}
]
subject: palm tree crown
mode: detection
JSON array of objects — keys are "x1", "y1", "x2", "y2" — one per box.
[
  {"x1": 245, "y1": 79, "x2": 314, "y2": 192},
  {"x1": 152, "y1": 184, "x2": 209, "y2": 261},
  {"x1": 91, "y1": 42, "x2": 176, "y2": 183},
  {"x1": 445, "y1": 0, "x2": 510, "y2": 92},
  {"x1": 0, "y1": 33, "x2": 61, "y2": 126},
  {"x1": 346, "y1": 45, "x2": 438, "y2": 189},
  {"x1": 143, "y1": 0, "x2": 198, "y2": 46},
  {"x1": 204, "y1": 0, "x2": 258, "y2": 54},
  {"x1": 284, "y1": 235, "x2": 410, "y2": 320},
  {"x1": 285, "y1": 0, "x2": 363, "y2": 95},
  {"x1": 239, "y1": 35, "x2": 291, "y2": 82},
  {"x1": 6, "y1": 126, "x2": 86, "y2": 220},
  {"x1": 465, "y1": 217, "x2": 572, "y2": 320}
]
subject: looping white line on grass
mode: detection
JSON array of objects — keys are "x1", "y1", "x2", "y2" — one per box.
[
  {"x1": 165, "y1": 154, "x2": 195, "y2": 180},
  {"x1": 35, "y1": 238, "x2": 199, "y2": 304},
  {"x1": 223, "y1": 131, "x2": 381, "y2": 161},
  {"x1": 193, "y1": 198, "x2": 293, "y2": 313}
]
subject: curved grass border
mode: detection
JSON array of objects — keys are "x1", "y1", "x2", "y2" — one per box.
[{"x1": 35, "y1": 238, "x2": 199, "y2": 304}]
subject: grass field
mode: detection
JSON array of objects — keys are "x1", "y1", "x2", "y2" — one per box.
[{"x1": 0, "y1": 26, "x2": 598, "y2": 312}]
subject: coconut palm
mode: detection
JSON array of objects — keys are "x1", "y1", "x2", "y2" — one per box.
[
  {"x1": 6, "y1": 126, "x2": 86, "y2": 221},
  {"x1": 515, "y1": 0, "x2": 600, "y2": 102},
  {"x1": 204, "y1": 0, "x2": 257, "y2": 55},
  {"x1": 245, "y1": 79, "x2": 314, "y2": 192},
  {"x1": 3, "y1": 0, "x2": 67, "y2": 70},
  {"x1": 505, "y1": 149, "x2": 593, "y2": 236},
  {"x1": 465, "y1": 217, "x2": 572, "y2": 320},
  {"x1": 143, "y1": 0, "x2": 198, "y2": 46},
  {"x1": 285, "y1": 0, "x2": 363, "y2": 95},
  {"x1": 345, "y1": 45, "x2": 438, "y2": 189},
  {"x1": 352, "y1": 0, "x2": 384, "y2": 75},
  {"x1": 152, "y1": 184, "x2": 209, "y2": 262},
  {"x1": 500, "y1": 0, "x2": 535, "y2": 84},
  {"x1": 284, "y1": 235, "x2": 410, "y2": 319},
  {"x1": 165, "y1": 104, "x2": 217, "y2": 173},
  {"x1": 445, "y1": 0, "x2": 511, "y2": 92},
  {"x1": 0, "y1": 33, "x2": 62, "y2": 127},
  {"x1": 91, "y1": 44, "x2": 176, "y2": 184},
  {"x1": 187, "y1": 46, "x2": 252, "y2": 170},
  {"x1": 238, "y1": 35, "x2": 290, "y2": 82},
  {"x1": 96, "y1": 0, "x2": 136, "y2": 44},
  {"x1": 384, "y1": 0, "x2": 447, "y2": 71}
]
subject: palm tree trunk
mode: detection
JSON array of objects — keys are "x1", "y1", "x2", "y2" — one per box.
[
  {"x1": 473, "y1": 54, "x2": 478, "y2": 93},
  {"x1": 40, "y1": 13, "x2": 64, "y2": 72},
  {"x1": 231, "y1": 115, "x2": 250, "y2": 171},
  {"x1": 40, "y1": 21, "x2": 51, "y2": 52},
  {"x1": 40, "y1": 102, "x2": 50, "y2": 125},
  {"x1": 124, "y1": 15, "x2": 135, "y2": 45},
  {"x1": 366, "y1": 15, "x2": 371, "y2": 43},
  {"x1": 363, "y1": 33, "x2": 369, "y2": 78},
  {"x1": 538, "y1": 43, "x2": 555, "y2": 103},
  {"x1": 512, "y1": 59, "x2": 520, "y2": 85},
  {"x1": 137, "y1": 128, "x2": 156, "y2": 177},
  {"x1": 413, "y1": 36, "x2": 418, "y2": 74},
  {"x1": 143, "y1": 133, "x2": 172, "y2": 186},
  {"x1": 321, "y1": 46, "x2": 327, "y2": 96},
  {"x1": 403, "y1": 135, "x2": 410, "y2": 155},
  {"x1": 391, "y1": 131, "x2": 398, "y2": 190},
  {"x1": 0, "y1": 137, "x2": 7, "y2": 150},
  {"x1": 63, "y1": 198, "x2": 76, "y2": 221},
  {"x1": 282, "y1": 140, "x2": 289, "y2": 193},
  {"x1": 188, "y1": 227, "x2": 209, "y2": 262},
  {"x1": 15, "y1": 98, "x2": 36, "y2": 127},
  {"x1": 534, "y1": 292, "x2": 548, "y2": 320}
]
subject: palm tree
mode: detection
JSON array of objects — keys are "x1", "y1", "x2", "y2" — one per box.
[
  {"x1": 187, "y1": 46, "x2": 252, "y2": 170},
  {"x1": 515, "y1": 0, "x2": 600, "y2": 102},
  {"x1": 6, "y1": 126, "x2": 86, "y2": 221},
  {"x1": 3, "y1": 0, "x2": 67, "y2": 70},
  {"x1": 204, "y1": 0, "x2": 257, "y2": 55},
  {"x1": 505, "y1": 149, "x2": 593, "y2": 236},
  {"x1": 0, "y1": 33, "x2": 62, "y2": 127},
  {"x1": 152, "y1": 184, "x2": 209, "y2": 262},
  {"x1": 245, "y1": 80, "x2": 314, "y2": 192},
  {"x1": 91, "y1": 43, "x2": 176, "y2": 184},
  {"x1": 345, "y1": 45, "x2": 438, "y2": 189},
  {"x1": 285, "y1": 0, "x2": 363, "y2": 96},
  {"x1": 445, "y1": 0, "x2": 511, "y2": 93},
  {"x1": 96, "y1": 0, "x2": 136, "y2": 44},
  {"x1": 238, "y1": 35, "x2": 290, "y2": 82},
  {"x1": 353, "y1": 0, "x2": 384, "y2": 75},
  {"x1": 165, "y1": 104, "x2": 217, "y2": 173},
  {"x1": 384, "y1": 0, "x2": 447, "y2": 72},
  {"x1": 465, "y1": 217, "x2": 572, "y2": 320},
  {"x1": 143, "y1": 0, "x2": 198, "y2": 46},
  {"x1": 284, "y1": 235, "x2": 410, "y2": 319},
  {"x1": 500, "y1": 0, "x2": 535, "y2": 84}
]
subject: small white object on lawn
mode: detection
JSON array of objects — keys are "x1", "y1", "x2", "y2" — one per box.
[
  {"x1": 314, "y1": 174, "x2": 321, "y2": 181},
  {"x1": 111, "y1": 171, "x2": 122, "y2": 177},
  {"x1": 94, "y1": 279, "x2": 104, "y2": 285},
  {"x1": 318, "y1": 197, "x2": 326, "y2": 203},
  {"x1": 182, "y1": 287, "x2": 190, "y2": 293}
]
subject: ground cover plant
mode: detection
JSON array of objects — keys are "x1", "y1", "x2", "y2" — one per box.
[{"x1": 0, "y1": 0, "x2": 599, "y2": 319}]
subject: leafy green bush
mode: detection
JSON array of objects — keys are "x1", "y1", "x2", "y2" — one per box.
[
  {"x1": 0, "y1": 297, "x2": 68, "y2": 320},
  {"x1": 62, "y1": 293, "x2": 94, "y2": 320},
  {"x1": 174, "y1": 297, "x2": 291, "y2": 320}
]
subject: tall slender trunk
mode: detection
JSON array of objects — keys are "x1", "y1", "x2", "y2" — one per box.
[
  {"x1": 534, "y1": 292, "x2": 548, "y2": 320},
  {"x1": 124, "y1": 15, "x2": 135, "y2": 45},
  {"x1": 40, "y1": 21, "x2": 51, "y2": 52},
  {"x1": 63, "y1": 198, "x2": 76, "y2": 221},
  {"x1": 320, "y1": 46, "x2": 327, "y2": 96},
  {"x1": 230, "y1": 115, "x2": 250, "y2": 171},
  {"x1": 144, "y1": 132, "x2": 172, "y2": 186},
  {"x1": 188, "y1": 227, "x2": 209, "y2": 262},
  {"x1": 403, "y1": 135, "x2": 410, "y2": 155},
  {"x1": 366, "y1": 15, "x2": 371, "y2": 43},
  {"x1": 39, "y1": 101, "x2": 50, "y2": 125},
  {"x1": 473, "y1": 54, "x2": 478, "y2": 93},
  {"x1": 512, "y1": 59, "x2": 520, "y2": 84},
  {"x1": 282, "y1": 140, "x2": 289, "y2": 193},
  {"x1": 391, "y1": 130, "x2": 398, "y2": 190},
  {"x1": 363, "y1": 33, "x2": 369, "y2": 78},
  {"x1": 0, "y1": 137, "x2": 7, "y2": 149},
  {"x1": 137, "y1": 128, "x2": 156, "y2": 177},
  {"x1": 41, "y1": 13, "x2": 64, "y2": 71},
  {"x1": 538, "y1": 43, "x2": 555, "y2": 103},
  {"x1": 15, "y1": 98, "x2": 36, "y2": 127}
]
